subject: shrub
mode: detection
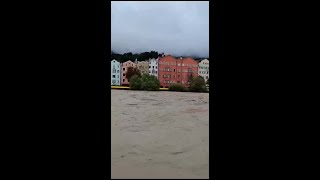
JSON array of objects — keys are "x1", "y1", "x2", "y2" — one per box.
[
  {"x1": 189, "y1": 76, "x2": 207, "y2": 92},
  {"x1": 129, "y1": 75, "x2": 142, "y2": 90},
  {"x1": 168, "y1": 83, "x2": 186, "y2": 92},
  {"x1": 140, "y1": 74, "x2": 160, "y2": 91},
  {"x1": 129, "y1": 74, "x2": 160, "y2": 91}
]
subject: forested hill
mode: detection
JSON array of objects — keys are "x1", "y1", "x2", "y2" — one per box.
[{"x1": 111, "y1": 51, "x2": 209, "y2": 63}]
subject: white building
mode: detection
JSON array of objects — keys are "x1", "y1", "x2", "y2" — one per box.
[
  {"x1": 198, "y1": 59, "x2": 209, "y2": 82},
  {"x1": 148, "y1": 58, "x2": 158, "y2": 78},
  {"x1": 111, "y1": 59, "x2": 121, "y2": 86}
]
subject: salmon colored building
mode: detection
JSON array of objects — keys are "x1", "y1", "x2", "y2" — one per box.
[
  {"x1": 121, "y1": 60, "x2": 137, "y2": 86},
  {"x1": 158, "y1": 55, "x2": 198, "y2": 88}
]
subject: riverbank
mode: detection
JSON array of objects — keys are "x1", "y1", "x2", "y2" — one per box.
[
  {"x1": 111, "y1": 85, "x2": 169, "y2": 90},
  {"x1": 111, "y1": 86, "x2": 209, "y2": 93}
]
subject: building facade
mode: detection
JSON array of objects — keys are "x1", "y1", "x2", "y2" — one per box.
[
  {"x1": 158, "y1": 55, "x2": 198, "y2": 88},
  {"x1": 178, "y1": 57, "x2": 199, "y2": 87},
  {"x1": 198, "y1": 59, "x2": 209, "y2": 82},
  {"x1": 121, "y1": 60, "x2": 136, "y2": 86},
  {"x1": 111, "y1": 59, "x2": 121, "y2": 86},
  {"x1": 148, "y1": 58, "x2": 158, "y2": 78},
  {"x1": 136, "y1": 60, "x2": 149, "y2": 75}
]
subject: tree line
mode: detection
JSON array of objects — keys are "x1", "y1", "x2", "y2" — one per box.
[
  {"x1": 111, "y1": 51, "x2": 160, "y2": 63},
  {"x1": 111, "y1": 50, "x2": 209, "y2": 63}
]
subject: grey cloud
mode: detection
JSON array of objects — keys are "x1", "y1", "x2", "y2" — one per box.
[{"x1": 111, "y1": 1, "x2": 209, "y2": 57}]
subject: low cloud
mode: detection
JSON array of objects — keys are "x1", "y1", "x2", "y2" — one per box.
[{"x1": 111, "y1": 1, "x2": 209, "y2": 57}]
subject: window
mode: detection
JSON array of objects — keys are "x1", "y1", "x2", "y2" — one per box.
[
  {"x1": 152, "y1": 66, "x2": 154, "y2": 69},
  {"x1": 149, "y1": 66, "x2": 151, "y2": 69},
  {"x1": 156, "y1": 66, "x2": 157, "y2": 69},
  {"x1": 178, "y1": 75, "x2": 180, "y2": 78},
  {"x1": 174, "y1": 69, "x2": 175, "y2": 72},
  {"x1": 155, "y1": 71, "x2": 157, "y2": 73},
  {"x1": 112, "y1": 75, "x2": 115, "y2": 78},
  {"x1": 123, "y1": 74, "x2": 125, "y2": 76},
  {"x1": 123, "y1": 79, "x2": 125, "y2": 82},
  {"x1": 117, "y1": 70, "x2": 119, "y2": 73},
  {"x1": 123, "y1": 68, "x2": 125, "y2": 71}
]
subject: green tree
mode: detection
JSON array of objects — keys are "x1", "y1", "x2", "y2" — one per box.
[
  {"x1": 140, "y1": 74, "x2": 160, "y2": 91},
  {"x1": 129, "y1": 75, "x2": 142, "y2": 90},
  {"x1": 189, "y1": 76, "x2": 207, "y2": 92},
  {"x1": 129, "y1": 74, "x2": 160, "y2": 91},
  {"x1": 126, "y1": 66, "x2": 141, "y2": 81},
  {"x1": 168, "y1": 83, "x2": 186, "y2": 92}
]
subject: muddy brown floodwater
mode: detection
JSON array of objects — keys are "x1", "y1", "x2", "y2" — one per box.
[{"x1": 111, "y1": 90, "x2": 209, "y2": 179}]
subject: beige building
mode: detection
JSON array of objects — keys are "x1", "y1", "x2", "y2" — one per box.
[
  {"x1": 198, "y1": 59, "x2": 209, "y2": 82},
  {"x1": 136, "y1": 60, "x2": 149, "y2": 75}
]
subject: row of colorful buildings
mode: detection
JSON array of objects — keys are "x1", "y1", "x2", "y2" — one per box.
[{"x1": 111, "y1": 55, "x2": 209, "y2": 88}]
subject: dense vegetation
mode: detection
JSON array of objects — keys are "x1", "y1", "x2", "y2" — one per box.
[
  {"x1": 168, "y1": 83, "x2": 186, "y2": 92},
  {"x1": 129, "y1": 74, "x2": 160, "y2": 91},
  {"x1": 111, "y1": 50, "x2": 209, "y2": 63},
  {"x1": 111, "y1": 51, "x2": 160, "y2": 63},
  {"x1": 129, "y1": 75, "x2": 142, "y2": 90},
  {"x1": 188, "y1": 76, "x2": 208, "y2": 92}
]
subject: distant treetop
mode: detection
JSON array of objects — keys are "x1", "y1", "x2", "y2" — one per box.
[{"x1": 111, "y1": 50, "x2": 208, "y2": 63}]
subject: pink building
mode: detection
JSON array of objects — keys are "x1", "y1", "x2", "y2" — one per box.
[{"x1": 121, "y1": 60, "x2": 137, "y2": 86}]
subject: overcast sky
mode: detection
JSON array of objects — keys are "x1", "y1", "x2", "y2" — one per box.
[{"x1": 111, "y1": 1, "x2": 209, "y2": 57}]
